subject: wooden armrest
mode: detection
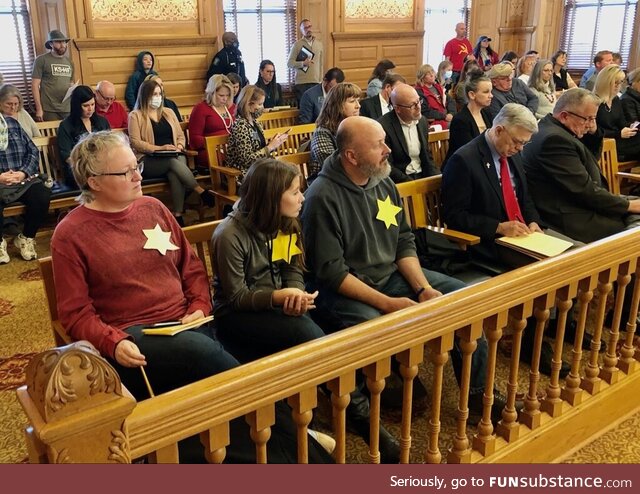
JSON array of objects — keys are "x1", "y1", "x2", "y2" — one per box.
[
  {"x1": 617, "y1": 171, "x2": 640, "y2": 182},
  {"x1": 52, "y1": 320, "x2": 73, "y2": 345},
  {"x1": 210, "y1": 165, "x2": 241, "y2": 177},
  {"x1": 184, "y1": 149, "x2": 198, "y2": 157},
  {"x1": 426, "y1": 225, "x2": 481, "y2": 249}
]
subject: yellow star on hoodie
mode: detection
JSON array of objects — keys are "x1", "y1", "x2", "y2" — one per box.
[
  {"x1": 271, "y1": 231, "x2": 302, "y2": 263},
  {"x1": 376, "y1": 195, "x2": 402, "y2": 229}
]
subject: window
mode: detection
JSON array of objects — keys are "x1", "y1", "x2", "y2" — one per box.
[
  {"x1": 561, "y1": 0, "x2": 638, "y2": 70},
  {"x1": 423, "y1": 0, "x2": 472, "y2": 66},
  {"x1": 222, "y1": 0, "x2": 297, "y2": 89},
  {"x1": 0, "y1": 0, "x2": 36, "y2": 110}
]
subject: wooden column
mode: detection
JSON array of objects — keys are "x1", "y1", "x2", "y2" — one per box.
[
  {"x1": 425, "y1": 334, "x2": 453, "y2": 464},
  {"x1": 245, "y1": 404, "x2": 275, "y2": 464},
  {"x1": 288, "y1": 387, "x2": 318, "y2": 464},
  {"x1": 396, "y1": 345, "x2": 424, "y2": 464},
  {"x1": 327, "y1": 372, "x2": 356, "y2": 464},
  {"x1": 618, "y1": 263, "x2": 640, "y2": 374},
  {"x1": 363, "y1": 358, "x2": 391, "y2": 464}
]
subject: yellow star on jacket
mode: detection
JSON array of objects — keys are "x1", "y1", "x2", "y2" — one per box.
[
  {"x1": 271, "y1": 231, "x2": 302, "y2": 263},
  {"x1": 142, "y1": 224, "x2": 179, "y2": 255},
  {"x1": 376, "y1": 195, "x2": 403, "y2": 229}
]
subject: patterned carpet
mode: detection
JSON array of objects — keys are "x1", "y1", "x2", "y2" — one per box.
[{"x1": 1, "y1": 227, "x2": 639, "y2": 464}]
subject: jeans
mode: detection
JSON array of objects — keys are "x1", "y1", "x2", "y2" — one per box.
[
  {"x1": 311, "y1": 268, "x2": 488, "y2": 394},
  {"x1": 112, "y1": 324, "x2": 239, "y2": 400},
  {"x1": 217, "y1": 310, "x2": 325, "y2": 364}
]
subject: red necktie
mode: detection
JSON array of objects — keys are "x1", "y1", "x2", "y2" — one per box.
[{"x1": 499, "y1": 156, "x2": 524, "y2": 222}]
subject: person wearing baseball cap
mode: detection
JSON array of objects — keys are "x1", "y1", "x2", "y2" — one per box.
[
  {"x1": 31, "y1": 30, "x2": 75, "y2": 121},
  {"x1": 487, "y1": 62, "x2": 539, "y2": 121},
  {"x1": 473, "y1": 35, "x2": 499, "y2": 72}
]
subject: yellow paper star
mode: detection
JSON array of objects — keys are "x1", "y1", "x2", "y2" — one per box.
[
  {"x1": 271, "y1": 231, "x2": 302, "y2": 263},
  {"x1": 142, "y1": 223, "x2": 179, "y2": 255},
  {"x1": 376, "y1": 195, "x2": 403, "y2": 229}
]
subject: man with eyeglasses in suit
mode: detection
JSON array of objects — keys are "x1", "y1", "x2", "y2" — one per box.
[
  {"x1": 378, "y1": 84, "x2": 440, "y2": 183},
  {"x1": 522, "y1": 88, "x2": 640, "y2": 244}
]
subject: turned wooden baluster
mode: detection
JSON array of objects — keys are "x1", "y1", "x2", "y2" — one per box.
[
  {"x1": 542, "y1": 285, "x2": 576, "y2": 417},
  {"x1": 246, "y1": 404, "x2": 275, "y2": 464},
  {"x1": 327, "y1": 373, "x2": 356, "y2": 464},
  {"x1": 148, "y1": 443, "x2": 179, "y2": 463},
  {"x1": 618, "y1": 262, "x2": 640, "y2": 374},
  {"x1": 520, "y1": 295, "x2": 552, "y2": 430},
  {"x1": 396, "y1": 345, "x2": 424, "y2": 464},
  {"x1": 581, "y1": 270, "x2": 614, "y2": 395},
  {"x1": 602, "y1": 262, "x2": 632, "y2": 383},
  {"x1": 448, "y1": 323, "x2": 481, "y2": 464},
  {"x1": 288, "y1": 387, "x2": 318, "y2": 464},
  {"x1": 495, "y1": 306, "x2": 527, "y2": 442},
  {"x1": 562, "y1": 277, "x2": 596, "y2": 406},
  {"x1": 363, "y1": 358, "x2": 391, "y2": 464},
  {"x1": 200, "y1": 423, "x2": 229, "y2": 463},
  {"x1": 425, "y1": 334, "x2": 453, "y2": 464}
]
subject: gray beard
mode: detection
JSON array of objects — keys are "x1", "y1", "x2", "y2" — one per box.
[{"x1": 361, "y1": 160, "x2": 391, "y2": 181}]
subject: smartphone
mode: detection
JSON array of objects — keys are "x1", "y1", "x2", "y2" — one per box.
[{"x1": 631, "y1": 121, "x2": 640, "y2": 129}]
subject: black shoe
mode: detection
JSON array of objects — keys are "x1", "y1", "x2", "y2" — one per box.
[
  {"x1": 538, "y1": 341, "x2": 570, "y2": 378},
  {"x1": 468, "y1": 391, "x2": 521, "y2": 425},
  {"x1": 200, "y1": 190, "x2": 216, "y2": 208},
  {"x1": 346, "y1": 390, "x2": 400, "y2": 463},
  {"x1": 174, "y1": 215, "x2": 185, "y2": 227}
]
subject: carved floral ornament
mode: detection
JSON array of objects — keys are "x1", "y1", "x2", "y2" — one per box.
[
  {"x1": 91, "y1": 0, "x2": 198, "y2": 22},
  {"x1": 345, "y1": 0, "x2": 413, "y2": 19}
]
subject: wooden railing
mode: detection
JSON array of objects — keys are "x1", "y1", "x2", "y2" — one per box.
[{"x1": 17, "y1": 228, "x2": 640, "y2": 463}]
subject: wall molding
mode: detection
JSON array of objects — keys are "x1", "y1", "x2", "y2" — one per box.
[
  {"x1": 332, "y1": 30, "x2": 423, "y2": 41},
  {"x1": 74, "y1": 36, "x2": 216, "y2": 49}
]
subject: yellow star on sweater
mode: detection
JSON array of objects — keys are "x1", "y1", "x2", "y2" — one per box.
[
  {"x1": 142, "y1": 224, "x2": 179, "y2": 255},
  {"x1": 376, "y1": 195, "x2": 403, "y2": 229},
  {"x1": 271, "y1": 231, "x2": 302, "y2": 263}
]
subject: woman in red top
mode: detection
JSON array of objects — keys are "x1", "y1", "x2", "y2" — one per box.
[
  {"x1": 188, "y1": 74, "x2": 236, "y2": 169},
  {"x1": 414, "y1": 63, "x2": 454, "y2": 129}
]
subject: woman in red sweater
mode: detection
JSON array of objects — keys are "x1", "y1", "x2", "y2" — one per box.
[
  {"x1": 414, "y1": 63, "x2": 454, "y2": 129},
  {"x1": 188, "y1": 74, "x2": 236, "y2": 169}
]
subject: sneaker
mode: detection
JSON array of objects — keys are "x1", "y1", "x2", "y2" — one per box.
[
  {"x1": 13, "y1": 234, "x2": 37, "y2": 261},
  {"x1": 308, "y1": 429, "x2": 336, "y2": 454},
  {"x1": 0, "y1": 238, "x2": 9, "y2": 264}
]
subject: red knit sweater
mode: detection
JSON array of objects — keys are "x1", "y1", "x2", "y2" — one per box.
[{"x1": 51, "y1": 197, "x2": 211, "y2": 358}]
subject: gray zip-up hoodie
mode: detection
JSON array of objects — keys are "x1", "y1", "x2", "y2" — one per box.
[
  {"x1": 212, "y1": 210, "x2": 305, "y2": 317},
  {"x1": 301, "y1": 150, "x2": 416, "y2": 292}
]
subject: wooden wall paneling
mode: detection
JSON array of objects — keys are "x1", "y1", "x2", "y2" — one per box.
[
  {"x1": 332, "y1": 32, "x2": 423, "y2": 89},
  {"x1": 469, "y1": 0, "x2": 503, "y2": 53},
  {"x1": 527, "y1": 0, "x2": 563, "y2": 58}
]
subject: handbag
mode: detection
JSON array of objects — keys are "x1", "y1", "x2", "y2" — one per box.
[{"x1": 0, "y1": 174, "x2": 48, "y2": 205}]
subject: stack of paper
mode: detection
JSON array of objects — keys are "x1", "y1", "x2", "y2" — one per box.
[{"x1": 495, "y1": 232, "x2": 573, "y2": 260}]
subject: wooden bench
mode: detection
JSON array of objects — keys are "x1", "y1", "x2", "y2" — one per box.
[
  {"x1": 206, "y1": 124, "x2": 316, "y2": 218},
  {"x1": 600, "y1": 137, "x2": 640, "y2": 195},
  {"x1": 396, "y1": 175, "x2": 480, "y2": 249},
  {"x1": 257, "y1": 108, "x2": 300, "y2": 130},
  {"x1": 427, "y1": 130, "x2": 450, "y2": 168},
  {"x1": 39, "y1": 220, "x2": 222, "y2": 347}
]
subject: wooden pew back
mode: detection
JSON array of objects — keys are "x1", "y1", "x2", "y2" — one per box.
[
  {"x1": 264, "y1": 124, "x2": 316, "y2": 155},
  {"x1": 258, "y1": 109, "x2": 299, "y2": 130},
  {"x1": 427, "y1": 130, "x2": 450, "y2": 168}
]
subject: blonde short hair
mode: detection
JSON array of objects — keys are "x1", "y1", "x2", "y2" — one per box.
[
  {"x1": 70, "y1": 131, "x2": 130, "y2": 204},
  {"x1": 594, "y1": 64, "x2": 623, "y2": 99},
  {"x1": 205, "y1": 75, "x2": 234, "y2": 106},
  {"x1": 416, "y1": 64, "x2": 435, "y2": 82}
]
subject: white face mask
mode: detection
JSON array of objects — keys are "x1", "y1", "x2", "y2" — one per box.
[
  {"x1": 150, "y1": 95, "x2": 162, "y2": 109},
  {"x1": 444, "y1": 70, "x2": 453, "y2": 80}
]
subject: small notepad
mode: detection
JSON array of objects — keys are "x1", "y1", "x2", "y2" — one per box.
[{"x1": 142, "y1": 315, "x2": 214, "y2": 336}]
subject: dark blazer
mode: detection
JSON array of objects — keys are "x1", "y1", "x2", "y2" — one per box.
[
  {"x1": 443, "y1": 105, "x2": 492, "y2": 167},
  {"x1": 378, "y1": 111, "x2": 440, "y2": 183},
  {"x1": 359, "y1": 95, "x2": 386, "y2": 120},
  {"x1": 442, "y1": 132, "x2": 541, "y2": 262},
  {"x1": 521, "y1": 114, "x2": 630, "y2": 243},
  {"x1": 621, "y1": 87, "x2": 640, "y2": 124}
]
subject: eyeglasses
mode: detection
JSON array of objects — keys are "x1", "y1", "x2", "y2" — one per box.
[
  {"x1": 95, "y1": 163, "x2": 144, "y2": 180},
  {"x1": 97, "y1": 90, "x2": 115, "y2": 102},
  {"x1": 565, "y1": 110, "x2": 597, "y2": 123},
  {"x1": 504, "y1": 128, "x2": 530, "y2": 147},
  {"x1": 395, "y1": 100, "x2": 421, "y2": 110}
]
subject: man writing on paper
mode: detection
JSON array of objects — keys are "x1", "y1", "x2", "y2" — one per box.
[{"x1": 442, "y1": 103, "x2": 575, "y2": 376}]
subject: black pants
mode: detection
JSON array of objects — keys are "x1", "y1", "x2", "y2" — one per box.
[{"x1": 0, "y1": 182, "x2": 51, "y2": 237}]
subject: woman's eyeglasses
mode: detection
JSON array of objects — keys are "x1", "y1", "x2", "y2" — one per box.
[{"x1": 95, "y1": 163, "x2": 144, "y2": 180}]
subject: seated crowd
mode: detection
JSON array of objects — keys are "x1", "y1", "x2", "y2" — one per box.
[{"x1": 3, "y1": 29, "x2": 640, "y2": 464}]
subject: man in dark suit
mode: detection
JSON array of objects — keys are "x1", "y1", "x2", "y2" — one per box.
[
  {"x1": 378, "y1": 84, "x2": 440, "y2": 183},
  {"x1": 522, "y1": 88, "x2": 640, "y2": 244},
  {"x1": 298, "y1": 67, "x2": 344, "y2": 124},
  {"x1": 359, "y1": 73, "x2": 405, "y2": 120},
  {"x1": 443, "y1": 103, "x2": 573, "y2": 377}
]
